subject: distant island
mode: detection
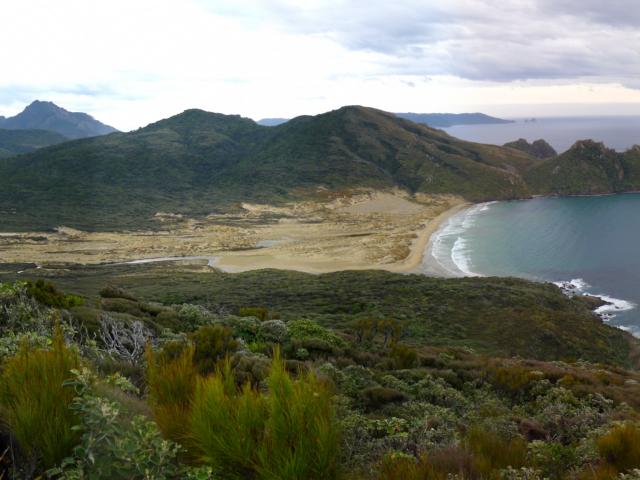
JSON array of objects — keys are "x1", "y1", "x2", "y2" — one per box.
[
  {"x1": 394, "y1": 112, "x2": 514, "y2": 128},
  {"x1": 258, "y1": 111, "x2": 513, "y2": 128}
]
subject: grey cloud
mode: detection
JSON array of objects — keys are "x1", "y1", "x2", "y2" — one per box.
[{"x1": 207, "y1": 0, "x2": 640, "y2": 86}]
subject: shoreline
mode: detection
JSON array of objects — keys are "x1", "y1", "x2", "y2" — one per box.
[
  {"x1": 384, "y1": 203, "x2": 470, "y2": 274},
  {"x1": 214, "y1": 201, "x2": 470, "y2": 275}
]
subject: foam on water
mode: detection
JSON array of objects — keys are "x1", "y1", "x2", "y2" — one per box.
[
  {"x1": 429, "y1": 202, "x2": 495, "y2": 276},
  {"x1": 553, "y1": 278, "x2": 636, "y2": 323}
]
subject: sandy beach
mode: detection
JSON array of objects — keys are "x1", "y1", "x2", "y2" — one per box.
[{"x1": 0, "y1": 191, "x2": 468, "y2": 275}]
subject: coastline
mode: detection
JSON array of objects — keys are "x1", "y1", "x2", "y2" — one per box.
[
  {"x1": 384, "y1": 203, "x2": 470, "y2": 274},
  {"x1": 214, "y1": 200, "x2": 470, "y2": 274}
]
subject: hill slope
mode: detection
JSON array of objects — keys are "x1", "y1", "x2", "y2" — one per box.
[
  {"x1": 525, "y1": 140, "x2": 640, "y2": 195},
  {"x1": 0, "y1": 100, "x2": 118, "y2": 139},
  {"x1": 0, "y1": 106, "x2": 536, "y2": 230},
  {"x1": 504, "y1": 138, "x2": 557, "y2": 159},
  {"x1": 0, "y1": 128, "x2": 68, "y2": 158}
]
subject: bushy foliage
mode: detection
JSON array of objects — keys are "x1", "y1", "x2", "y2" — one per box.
[
  {"x1": 464, "y1": 426, "x2": 527, "y2": 476},
  {"x1": 389, "y1": 343, "x2": 418, "y2": 369},
  {"x1": 190, "y1": 324, "x2": 239, "y2": 375},
  {"x1": 190, "y1": 350, "x2": 340, "y2": 479},
  {"x1": 146, "y1": 344, "x2": 198, "y2": 443},
  {"x1": 258, "y1": 319, "x2": 289, "y2": 343},
  {"x1": 51, "y1": 369, "x2": 181, "y2": 479},
  {"x1": 0, "y1": 328, "x2": 80, "y2": 470},
  {"x1": 597, "y1": 423, "x2": 640, "y2": 473},
  {"x1": 24, "y1": 279, "x2": 83, "y2": 309},
  {"x1": 190, "y1": 361, "x2": 268, "y2": 478},
  {"x1": 239, "y1": 307, "x2": 270, "y2": 322}
]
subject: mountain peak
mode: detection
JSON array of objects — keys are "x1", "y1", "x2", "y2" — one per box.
[
  {"x1": 0, "y1": 100, "x2": 118, "y2": 139},
  {"x1": 504, "y1": 138, "x2": 556, "y2": 159}
]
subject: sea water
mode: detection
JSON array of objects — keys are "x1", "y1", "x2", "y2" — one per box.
[
  {"x1": 443, "y1": 116, "x2": 640, "y2": 153},
  {"x1": 427, "y1": 194, "x2": 640, "y2": 335}
]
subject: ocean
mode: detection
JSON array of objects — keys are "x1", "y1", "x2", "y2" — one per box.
[
  {"x1": 425, "y1": 194, "x2": 640, "y2": 335},
  {"x1": 443, "y1": 116, "x2": 640, "y2": 153}
]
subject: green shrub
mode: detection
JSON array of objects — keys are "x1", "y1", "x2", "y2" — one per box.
[
  {"x1": 239, "y1": 307, "x2": 270, "y2": 322},
  {"x1": 258, "y1": 320, "x2": 289, "y2": 343},
  {"x1": 190, "y1": 360, "x2": 268, "y2": 478},
  {"x1": 287, "y1": 319, "x2": 346, "y2": 349},
  {"x1": 101, "y1": 297, "x2": 146, "y2": 318},
  {"x1": 146, "y1": 344, "x2": 197, "y2": 444},
  {"x1": 464, "y1": 426, "x2": 527, "y2": 475},
  {"x1": 190, "y1": 349, "x2": 340, "y2": 479},
  {"x1": 529, "y1": 441, "x2": 579, "y2": 479},
  {"x1": 257, "y1": 350, "x2": 340, "y2": 479},
  {"x1": 597, "y1": 423, "x2": 640, "y2": 472},
  {"x1": 389, "y1": 343, "x2": 418, "y2": 369},
  {"x1": 51, "y1": 390, "x2": 180, "y2": 479},
  {"x1": 69, "y1": 306, "x2": 102, "y2": 333},
  {"x1": 360, "y1": 387, "x2": 407, "y2": 410},
  {"x1": 99, "y1": 286, "x2": 137, "y2": 301},
  {"x1": 190, "y1": 325, "x2": 239, "y2": 375},
  {"x1": 25, "y1": 279, "x2": 83, "y2": 309},
  {"x1": 176, "y1": 304, "x2": 216, "y2": 330},
  {"x1": 0, "y1": 328, "x2": 80, "y2": 469}
]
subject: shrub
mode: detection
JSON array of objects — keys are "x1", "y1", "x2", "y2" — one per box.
[
  {"x1": 256, "y1": 350, "x2": 340, "y2": 479},
  {"x1": 190, "y1": 360, "x2": 268, "y2": 478},
  {"x1": 464, "y1": 426, "x2": 527, "y2": 476},
  {"x1": 0, "y1": 328, "x2": 80, "y2": 470},
  {"x1": 360, "y1": 387, "x2": 408, "y2": 410},
  {"x1": 190, "y1": 325, "x2": 239, "y2": 375},
  {"x1": 258, "y1": 320, "x2": 289, "y2": 344},
  {"x1": 287, "y1": 319, "x2": 346, "y2": 349},
  {"x1": 50, "y1": 372, "x2": 180, "y2": 479},
  {"x1": 239, "y1": 307, "x2": 270, "y2": 322},
  {"x1": 389, "y1": 343, "x2": 418, "y2": 369},
  {"x1": 597, "y1": 423, "x2": 640, "y2": 472},
  {"x1": 176, "y1": 304, "x2": 216, "y2": 330},
  {"x1": 190, "y1": 349, "x2": 340, "y2": 479},
  {"x1": 225, "y1": 315, "x2": 261, "y2": 342},
  {"x1": 25, "y1": 279, "x2": 83, "y2": 309},
  {"x1": 146, "y1": 344, "x2": 198, "y2": 444},
  {"x1": 100, "y1": 297, "x2": 146, "y2": 318},
  {"x1": 99, "y1": 286, "x2": 137, "y2": 301}
]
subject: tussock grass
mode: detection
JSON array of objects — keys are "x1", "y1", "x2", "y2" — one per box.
[{"x1": 0, "y1": 327, "x2": 80, "y2": 468}]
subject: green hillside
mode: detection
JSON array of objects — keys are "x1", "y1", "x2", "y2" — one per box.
[
  {"x1": 526, "y1": 140, "x2": 640, "y2": 195},
  {"x1": 0, "y1": 128, "x2": 68, "y2": 158},
  {"x1": 503, "y1": 138, "x2": 557, "y2": 159},
  {"x1": 0, "y1": 106, "x2": 536, "y2": 231},
  {"x1": 3, "y1": 266, "x2": 640, "y2": 477}
]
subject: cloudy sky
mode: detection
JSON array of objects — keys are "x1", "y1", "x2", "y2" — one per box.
[{"x1": 1, "y1": 0, "x2": 639, "y2": 130}]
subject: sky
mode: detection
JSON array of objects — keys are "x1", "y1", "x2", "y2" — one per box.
[{"x1": 1, "y1": 0, "x2": 640, "y2": 131}]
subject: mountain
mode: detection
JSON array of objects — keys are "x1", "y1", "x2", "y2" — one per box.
[
  {"x1": 258, "y1": 112, "x2": 514, "y2": 128},
  {"x1": 0, "y1": 106, "x2": 536, "y2": 231},
  {"x1": 504, "y1": 138, "x2": 557, "y2": 159},
  {"x1": 0, "y1": 100, "x2": 118, "y2": 139},
  {"x1": 0, "y1": 128, "x2": 68, "y2": 159},
  {"x1": 395, "y1": 112, "x2": 513, "y2": 128},
  {"x1": 257, "y1": 118, "x2": 289, "y2": 126},
  {"x1": 525, "y1": 140, "x2": 640, "y2": 195}
]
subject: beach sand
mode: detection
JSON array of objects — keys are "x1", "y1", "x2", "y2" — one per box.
[{"x1": 0, "y1": 191, "x2": 467, "y2": 275}]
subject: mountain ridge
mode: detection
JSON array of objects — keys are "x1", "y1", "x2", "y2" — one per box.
[
  {"x1": 0, "y1": 100, "x2": 118, "y2": 139},
  {"x1": 0, "y1": 128, "x2": 68, "y2": 159},
  {"x1": 1, "y1": 104, "x2": 638, "y2": 231},
  {"x1": 0, "y1": 105, "x2": 535, "y2": 230}
]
